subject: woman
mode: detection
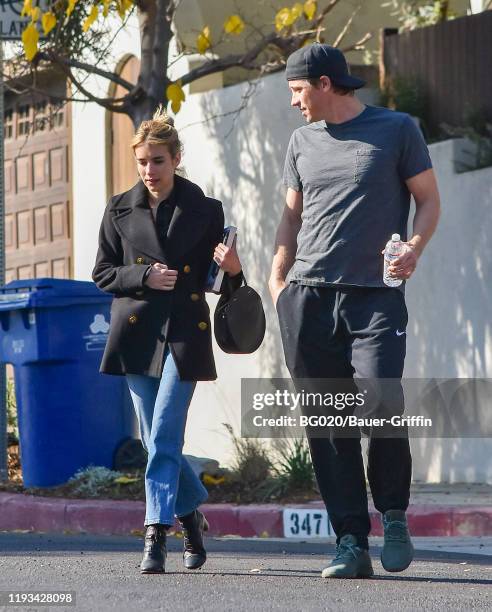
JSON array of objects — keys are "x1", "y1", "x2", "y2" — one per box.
[{"x1": 92, "y1": 108, "x2": 242, "y2": 574}]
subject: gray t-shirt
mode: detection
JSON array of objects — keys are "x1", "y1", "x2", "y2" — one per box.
[{"x1": 283, "y1": 105, "x2": 432, "y2": 289}]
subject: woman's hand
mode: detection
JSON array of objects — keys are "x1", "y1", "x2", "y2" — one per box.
[
  {"x1": 214, "y1": 241, "x2": 242, "y2": 276},
  {"x1": 144, "y1": 262, "x2": 178, "y2": 290}
]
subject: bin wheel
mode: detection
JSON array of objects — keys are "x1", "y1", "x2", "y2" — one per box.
[{"x1": 113, "y1": 438, "x2": 147, "y2": 471}]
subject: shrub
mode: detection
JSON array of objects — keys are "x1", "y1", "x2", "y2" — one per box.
[
  {"x1": 380, "y1": 75, "x2": 429, "y2": 136},
  {"x1": 223, "y1": 423, "x2": 271, "y2": 487},
  {"x1": 67, "y1": 466, "x2": 123, "y2": 497},
  {"x1": 272, "y1": 438, "x2": 316, "y2": 495}
]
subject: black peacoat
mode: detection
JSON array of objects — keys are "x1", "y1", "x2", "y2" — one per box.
[{"x1": 92, "y1": 174, "x2": 240, "y2": 381}]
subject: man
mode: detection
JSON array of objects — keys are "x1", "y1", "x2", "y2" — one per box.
[{"x1": 269, "y1": 44, "x2": 440, "y2": 579}]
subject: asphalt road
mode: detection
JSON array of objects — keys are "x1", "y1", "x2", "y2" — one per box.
[{"x1": 0, "y1": 533, "x2": 491, "y2": 611}]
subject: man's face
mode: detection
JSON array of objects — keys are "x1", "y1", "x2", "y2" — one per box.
[{"x1": 288, "y1": 79, "x2": 327, "y2": 123}]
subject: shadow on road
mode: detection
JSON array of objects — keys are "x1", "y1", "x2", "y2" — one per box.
[{"x1": 0, "y1": 533, "x2": 491, "y2": 572}]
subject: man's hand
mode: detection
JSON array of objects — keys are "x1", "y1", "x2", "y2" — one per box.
[
  {"x1": 269, "y1": 280, "x2": 287, "y2": 307},
  {"x1": 214, "y1": 241, "x2": 242, "y2": 276},
  {"x1": 382, "y1": 243, "x2": 419, "y2": 280},
  {"x1": 144, "y1": 262, "x2": 178, "y2": 290}
]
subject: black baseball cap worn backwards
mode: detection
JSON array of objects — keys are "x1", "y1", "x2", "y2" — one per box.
[{"x1": 285, "y1": 43, "x2": 366, "y2": 89}]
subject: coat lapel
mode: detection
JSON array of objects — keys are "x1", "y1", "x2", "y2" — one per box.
[
  {"x1": 164, "y1": 175, "x2": 211, "y2": 263},
  {"x1": 111, "y1": 176, "x2": 212, "y2": 264},
  {"x1": 111, "y1": 181, "x2": 167, "y2": 263}
]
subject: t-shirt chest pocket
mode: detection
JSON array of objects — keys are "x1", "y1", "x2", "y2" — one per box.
[{"x1": 354, "y1": 149, "x2": 390, "y2": 184}]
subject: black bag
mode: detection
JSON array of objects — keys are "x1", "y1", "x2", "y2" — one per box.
[{"x1": 214, "y1": 279, "x2": 266, "y2": 354}]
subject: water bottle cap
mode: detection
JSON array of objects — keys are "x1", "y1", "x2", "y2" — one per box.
[{"x1": 391, "y1": 233, "x2": 401, "y2": 242}]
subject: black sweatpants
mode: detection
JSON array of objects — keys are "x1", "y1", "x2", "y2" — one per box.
[{"x1": 276, "y1": 283, "x2": 412, "y2": 549}]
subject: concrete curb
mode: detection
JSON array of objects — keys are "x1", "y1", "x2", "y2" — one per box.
[{"x1": 0, "y1": 493, "x2": 491, "y2": 537}]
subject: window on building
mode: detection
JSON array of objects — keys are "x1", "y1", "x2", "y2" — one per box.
[
  {"x1": 34, "y1": 101, "x2": 48, "y2": 132},
  {"x1": 4, "y1": 109, "x2": 13, "y2": 139},
  {"x1": 53, "y1": 106, "x2": 64, "y2": 128},
  {"x1": 17, "y1": 104, "x2": 31, "y2": 136},
  {"x1": 46, "y1": 101, "x2": 65, "y2": 130}
]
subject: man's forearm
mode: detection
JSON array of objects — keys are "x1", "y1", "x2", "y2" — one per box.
[
  {"x1": 408, "y1": 197, "x2": 440, "y2": 257},
  {"x1": 269, "y1": 212, "x2": 301, "y2": 288}
]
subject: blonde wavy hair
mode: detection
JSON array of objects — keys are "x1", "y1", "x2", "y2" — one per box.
[{"x1": 131, "y1": 106, "x2": 183, "y2": 159}]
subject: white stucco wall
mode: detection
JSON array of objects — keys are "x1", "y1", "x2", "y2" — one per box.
[
  {"x1": 405, "y1": 139, "x2": 492, "y2": 484},
  {"x1": 71, "y1": 17, "x2": 141, "y2": 280},
  {"x1": 71, "y1": 45, "x2": 491, "y2": 482}
]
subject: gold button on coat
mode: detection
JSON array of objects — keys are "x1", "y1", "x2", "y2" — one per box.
[
  {"x1": 191, "y1": 293, "x2": 200, "y2": 301},
  {"x1": 128, "y1": 314, "x2": 138, "y2": 324},
  {"x1": 183, "y1": 265, "x2": 191, "y2": 273},
  {"x1": 198, "y1": 321, "x2": 208, "y2": 331},
  {"x1": 136, "y1": 257, "x2": 144, "y2": 264}
]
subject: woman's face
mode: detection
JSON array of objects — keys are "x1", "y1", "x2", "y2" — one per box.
[{"x1": 134, "y1": 142, "x2": 181, "y2": 198}]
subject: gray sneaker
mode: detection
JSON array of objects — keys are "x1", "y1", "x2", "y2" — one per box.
[
  {"x1": 321, "y1": 534, "x2": 374, "y2": 579},
  {"x1": 381, "y1": 509, "x2": 414, "y2": 572}
]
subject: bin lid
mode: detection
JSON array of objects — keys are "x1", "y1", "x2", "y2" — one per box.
[{"x1": 0, "y1": 278, "x2": 112, "y2": 310}]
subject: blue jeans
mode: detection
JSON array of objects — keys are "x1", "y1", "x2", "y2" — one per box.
[{"x1": 126, "y1": 349, "x2": 208, "y2": 526}]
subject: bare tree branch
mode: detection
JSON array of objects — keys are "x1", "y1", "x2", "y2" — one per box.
[
  {"x1": 49, "y1": 57, "x2": 132, "y2": 113},
  {"x1": 317, "y1": 0, "x2": 343, "y2": 21},
  {"x1": 36, "y1": 51, "x2": 135, "y2": 91},
  {"x1": 4, "y1": 78, "x2": 93, "y2": 103},
  {"x1": 180, "y1": 79, "x2": 261, "y2": 139},
  {"x1": 179, "y1": 27, "x2": 313, "y2": 88},
  {"x1": 223, "y1": 80, "x2": 261, "y2": 139},
  {"x1": 76, "y1": 8, "x2": 137, "y2": 92},
  {"x1": 314, "y1": 0, "x2": 343, "y2": 40},
  {"x1": 340, "y1": 32, "x2": 373, "y2": 54},
  {"x1": 333, "y1": 4, "x2": 362, "y2": 48},
  {"x1": 179, "y1": 32, "x2": 274, "y2": 87},
  {"x1": 178, "y1": 12, "x2": 352, "y2": 91}
]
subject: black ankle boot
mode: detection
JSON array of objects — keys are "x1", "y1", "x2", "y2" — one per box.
[
  {"x1": 178, "y1": 510, "x2": 209, "y2": 570},
  {"x1": 140, "y1": 524, "x2": 167, "y2": 574}
]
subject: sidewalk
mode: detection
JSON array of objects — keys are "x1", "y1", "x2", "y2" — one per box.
[{"x1": 1, "y1": 483, "x2": 491, "y2": 538}]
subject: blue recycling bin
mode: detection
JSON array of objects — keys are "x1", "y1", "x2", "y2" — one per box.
[{"x1": 0, "y1": 278, "x2": 135, "y2": 487}]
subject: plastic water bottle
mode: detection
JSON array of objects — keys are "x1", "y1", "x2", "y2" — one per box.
[{"x1": 383, "y1": 233, "x2": 403, "y2": 287}]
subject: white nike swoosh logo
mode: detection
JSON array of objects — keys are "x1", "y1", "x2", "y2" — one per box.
[{"x1": 396, "y1": 330, "x2": 406, "y2": 336}]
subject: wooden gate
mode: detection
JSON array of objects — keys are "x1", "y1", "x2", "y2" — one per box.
[
  {"x1": 381, "y1": 11, "x2": 492, "y2": 135},
  {"x1": 4, "y1": 78, "x2": 72, "y2": 282}
]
